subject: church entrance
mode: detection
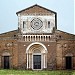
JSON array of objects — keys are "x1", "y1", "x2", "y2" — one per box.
[
  {"x1": 33, "y1": 55, "x2": 41, "y2": 69},
  {"x1": 26, "y1": 42, "x2": 47, "y2": 70},
  {"x1": 4, "y1": 56, "x2": 10, "y2": 69},
  {"x1": 65, "y1": 56, "x2": 72, "y2": 69}
]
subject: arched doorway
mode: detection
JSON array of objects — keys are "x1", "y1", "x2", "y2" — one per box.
[
  {"x1": 26, "y1": 42, "x2": 47, "y2": 70},
  {"x1": 65, "y1": 53, "x2": 73, "y2": 69},
  {"x1": 4, "y1": 56, "x2": 10, "y2": 69},
  {"x1": 2, "y1": 52, "x2": 11, "y2": 69},
  {"x1": 33, "y1": 54, "x2": 41, "y2": 69}
]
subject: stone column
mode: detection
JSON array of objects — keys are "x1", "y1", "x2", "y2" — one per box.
[
  {"x1": 40, "y1": 35, "x2": 41, "y2": 41},
  {"x1": 32, "y1": 36, "x2": 33, "y2": 41},
  {"x1": 35, "y1": 35, "x2": 36, "y2": 41},
  {"x1": 45, "y1": 54, "x2": 47, "y2": 68},
  {"x1": 25, "y1": 36, "x2": 26, "y2": 41},
  {"x1": 44, "y1": 54, "x2": 45, "y2": 68},
  {"x1": 45, "y1": 36, "x2": 46, "y2": 41},
  {"x1": 27, "y1": 53, "x2": 28, "y2": 69},
  {"x1": 30, "y1": 36, "x2": 31, "y2": 41},
  {"x1": 29, "y1": 53, "x2": 30, "y2": 69},
  {"x1": 27, "y1": 36, "x2": 28, "y2": 41}
]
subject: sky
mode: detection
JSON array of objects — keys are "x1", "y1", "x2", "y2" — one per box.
[{"x1": 0, "y1": 0, "x2": 74, "y2": 34}]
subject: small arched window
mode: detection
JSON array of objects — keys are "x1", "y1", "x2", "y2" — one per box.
[
  {"x1": 48, "y1": 21, "x2": 50, "y2": 28},
  {"x1": 23, "y1": 21, "x2": 26, "y2": 30}
]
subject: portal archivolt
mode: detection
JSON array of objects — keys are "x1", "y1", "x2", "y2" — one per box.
[{"x1": 26, "y1": 42, "x2": 47, "y2": 70}]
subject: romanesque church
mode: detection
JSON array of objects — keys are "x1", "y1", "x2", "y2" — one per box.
[{"x1": 0, "y1": 4, "x2": 75, "y2": 70}]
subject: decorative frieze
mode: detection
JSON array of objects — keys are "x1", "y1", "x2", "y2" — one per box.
[{"x1": 18, "y1": 35, "x2": 55, "y2": 42}]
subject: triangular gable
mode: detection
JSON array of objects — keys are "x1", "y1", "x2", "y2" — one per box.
[{"x1": 16, "y1": 4, "x2": 56, "y2": 15}]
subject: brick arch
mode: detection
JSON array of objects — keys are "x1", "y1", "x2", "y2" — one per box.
[
  {"x1": 65, "y1": 53, "x2": 73, "y2": 56},
  {"x1": 64, "y1": 50, "x2": 74, "y2": 56},
  {"x1": 1, "y1": 50, "x2": 11, "y2": 56}
]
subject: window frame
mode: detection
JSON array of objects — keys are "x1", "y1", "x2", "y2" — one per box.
[
  {"x1": 48, "y1": 21, "x2": 50, "y2": 28},
  {"x1": 23, "y1": 21, "x2": 26, "y2": 28}
]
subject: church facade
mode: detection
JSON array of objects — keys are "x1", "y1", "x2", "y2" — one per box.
[{"x1": 0, "y1": 4, "x2": 75, "y2": 70}]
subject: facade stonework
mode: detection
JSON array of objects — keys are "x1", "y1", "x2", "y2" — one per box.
[{"x1": 0, "y1": 4, "x2": 75, "y2": 70}]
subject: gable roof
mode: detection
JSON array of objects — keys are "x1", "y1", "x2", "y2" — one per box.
[
  {"x1": 16, "y1": 4, "x2": 57, "y2": 29},
  {"x1": 55, "y1": 30, "x2": 75, "y2": 40},
  {"x1": 16, "y1": 4, "x2": 57, "y2": 15},
  {"x1": 0, "y1": 30, "x2": 18, "y2": 38}
]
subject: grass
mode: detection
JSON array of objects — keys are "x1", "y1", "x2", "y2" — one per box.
[{"x1": 0, "y1": 70, "x2": 74, "y2": 75}]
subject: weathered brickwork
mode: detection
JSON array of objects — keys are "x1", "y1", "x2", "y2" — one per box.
[
  {"x1": 56, "y1": 40, "x2": 75, "y2": 69},
  {"x1": 0, "y1": 39, "x2": 18, "y2": 69},
  {"x1": 0, "y1": 4, "x2": 75, "y2": 70},
  {"x1": 0, "y1": 29, "x2": 75, "y2": 70},
  {"x1": 17, "y1": 41, "x2": 56, "y2": 69}
]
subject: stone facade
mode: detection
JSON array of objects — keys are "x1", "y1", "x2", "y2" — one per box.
[{"x1": 0, "y1": 4, "x2": 75, "y2": 70}]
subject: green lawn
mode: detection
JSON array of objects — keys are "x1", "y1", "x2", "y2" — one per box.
[{"x1": 0, "y1": 70, "x2": 74, "y2": 75}]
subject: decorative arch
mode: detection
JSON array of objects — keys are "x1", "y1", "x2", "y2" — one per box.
[
  {"x1": 1, "y1": 50, "x2": 11, "y2": 56},
  {"x1": 65, "y1": 53, "x2": 73, "y2": 69},
  {"x1": 26, "y1": 42, "x2": 47, "y2": 53},
  {"x1": 1, "y1": 50, "x2": 12, "y2": 69},
  {"x1": 65, "y1": 53, "x2": 73, "y2": 57},
  {"x1": 26, "y1": 42, "x2": 47, "y2": 70},
  {"x1": 2, "y1": 52, "x2": 11, "y2": 56}
]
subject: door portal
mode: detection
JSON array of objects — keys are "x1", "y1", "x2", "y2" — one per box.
[
  {"x1": 65, "y1": 56, "x2": 72, "y2": 69},
  {"x1": 33, "y1": 55, "x2": 41, "y2": 69},
  {"x1": 4, "y1": 56, "x2": 10, "y2": 69}
]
